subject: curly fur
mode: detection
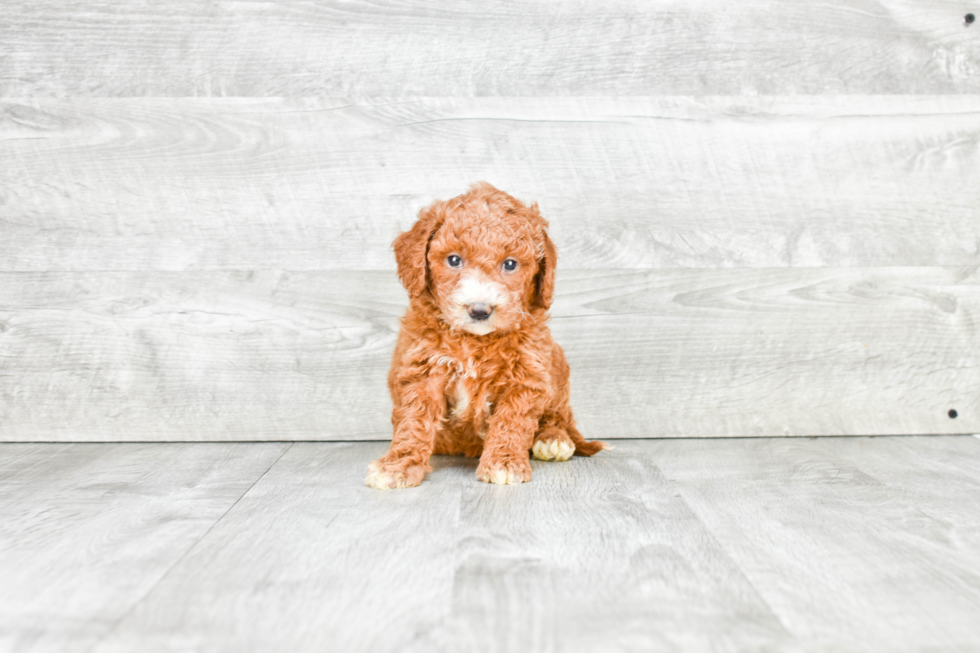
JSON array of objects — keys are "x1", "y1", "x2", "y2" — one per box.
[{"x1": 366, "y1": 182, "x2": 605, "y2": 489}]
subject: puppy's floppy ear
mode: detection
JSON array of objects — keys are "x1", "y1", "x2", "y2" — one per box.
[
  {"x1": 393, "y1": 203, "x2": 443, "y2": 298},
  {"x1": 533, "y1": 227, "x2": 558, "y2": 310}
]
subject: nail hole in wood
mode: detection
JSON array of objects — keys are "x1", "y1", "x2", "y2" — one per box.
[
  {"x1": 948, "y1": 409, "x2": 958, "y2": 419},
  {"x1": 966, "y1": 13, "x2": 976, "y2": 24}
]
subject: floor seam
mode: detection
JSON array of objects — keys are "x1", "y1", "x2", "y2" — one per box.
[{"x1": 86, "y1": 441, "x2": 295, "y2": 653}]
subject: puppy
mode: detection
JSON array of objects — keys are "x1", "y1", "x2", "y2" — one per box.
[{"x1": 366, "y1": 183, "x2": 605, "y2": 489}]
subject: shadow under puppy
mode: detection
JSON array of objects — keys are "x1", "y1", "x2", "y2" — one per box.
[{"x1": 366, "y1": 183, "x2": 605, "y2": 489}]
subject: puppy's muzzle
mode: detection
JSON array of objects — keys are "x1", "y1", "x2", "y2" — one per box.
[{"x1": 467, "y1": 303, "x2": 494, "y2": 321}]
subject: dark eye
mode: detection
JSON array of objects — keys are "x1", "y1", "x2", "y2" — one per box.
[
  {"x1": 447, "y1": 254, "x2": 463, "y2": 269},
  {"x1": 502, "y1": 258, "x2": 518, "y2": 272}
]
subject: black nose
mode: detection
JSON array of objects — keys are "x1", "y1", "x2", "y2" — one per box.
[{"x1": 467, "y1": 303, "x2": 493, "y2": 321}]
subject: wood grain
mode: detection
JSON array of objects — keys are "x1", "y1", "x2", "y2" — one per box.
[
  {"x1": 0, "y1": 271, "x2": 402, "y2": 441},
  {"x1": 2, "y1": 96, "x2": 978, "y2": 271},
  {"x1": 1, "y1": 0, "x2": 977, "y2": 97},
  {"x1": 2, "y1": 438, "x2": 970, "y2": 652},
  {"x1": 1, "y1": 267, "x2": 976, "y2": 441},
  {"x1": 652, "y1": 436, "x2": 980, "y2": 652},
  {"x1": 556, "y1": 266, "x2": 980, "y2": 438},
  {"x1": 0, "y1": 442, "x2": 290, "y2": 653},
  {"x1": 92, "y1": 442, "x2": 466, "y2": 653},
  {"x1": 93, "y1": 442, "x2": 803, "y2": 653},
  {"x1": 410, "y1": 449, "x2": 803, "y2": 653}
]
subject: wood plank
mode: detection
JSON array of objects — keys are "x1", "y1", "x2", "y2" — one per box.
[
  {"x1": 0, "y1": 442, "x2": 290, "y2": 653},
  {"x1": 0, "y1": 271, "x2": 402, "y2": 441},
  {"x1": 555, "y1": 266, "x2": 980, "y2": 438},
  {"x1": 822, "y1": 436, "x2": 980, "y2": 542},
  {"x1": 2, "y1": 96, "x2": 978, "y2": 271},
  {"x1": 651, "y1": 436, "x2": 980, "y2": 652},
  {"x1": 1, "y1": 1, "x2": 977, "y2": 97},
  {"x1": 93, "y1": 442, "x2": 803, "y2": 653},
  {"x1": 4, "y1": 439, "x2": 979, "y2": 651},
  {"x1": 412, "y1": 448, "x2": 802, "y2": 653},
  {"x1": 92, "y1": 442, "x2": 466, "y2": 653},
  {"x1": 1, "y1": 267, "x2": 976, "y2": 441}
]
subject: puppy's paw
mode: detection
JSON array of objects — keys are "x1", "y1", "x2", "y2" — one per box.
[
  {"x1": 531, "y1": 437, "x2": 575, "y2": 462},
  {"x1": 476, "y1": 457, "x2": 533, "y2": 485},
  {"x1": 364, "y1": 459, "x2": 428, "y2": 490}
]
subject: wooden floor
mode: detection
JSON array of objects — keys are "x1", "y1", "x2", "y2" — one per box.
[{"x1": 2, "y1": 437, "x2": 979, "y2": 653}]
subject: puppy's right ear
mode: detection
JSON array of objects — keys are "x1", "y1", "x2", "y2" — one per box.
[
  {"x1": 532, "y1": 227, "x2": 558, "y2": 310},
  {"x1": 393, "y1": 204, "x2": 443, "y2": 298}
]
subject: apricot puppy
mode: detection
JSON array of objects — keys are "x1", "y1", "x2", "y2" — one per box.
[{"x1": 366, "y1": 183, "x2": 605, "y2": 489}]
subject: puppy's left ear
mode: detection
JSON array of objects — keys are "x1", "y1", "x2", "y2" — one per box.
[
  {"x1": 393, "y1": 203, "x2": 444, "y2": 298},
  {"x1": 533, "y1": 228, "x2": 558, "y2": 310}
]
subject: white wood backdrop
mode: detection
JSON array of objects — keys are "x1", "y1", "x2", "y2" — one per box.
[{"x1": 1, "y1": 1, "x2": 978, "y2": 440}]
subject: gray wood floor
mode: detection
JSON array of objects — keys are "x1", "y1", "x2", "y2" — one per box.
[{"x1": 2, "y1": 437, "x2": 979, "y2": 653}]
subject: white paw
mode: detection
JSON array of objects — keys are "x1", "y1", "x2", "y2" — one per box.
[
  {"x1": 364, "y1": 462, "x2": 421, "y2": 490},
  {"x1": 532, "y1": 439, "x2": 575, "y2": 462},
  {"x1": 477, "y1": 461, "x2": 532, "y2": 485},
  {"x1": 490, "y1": 469, "x2": 519, "y2": 485}
]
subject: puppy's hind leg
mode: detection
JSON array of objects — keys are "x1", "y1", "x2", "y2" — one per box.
[
  {"x1": 531, "y1": 421, "x2": 576, "y2": 462},
  {"x1": 534, "y1": 343, "x2": 606, "y2": 461},
  {"x1": 532, "y1": 405, "x2": 606, "y2": 461}
]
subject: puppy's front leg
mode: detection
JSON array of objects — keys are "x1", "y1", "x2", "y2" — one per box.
[
  {"x1": 476, "y1": 385, "x2": 543, "y2": 485},
  {"x1": 366, "y1": 374, "x2": 446, "y2": 490}
]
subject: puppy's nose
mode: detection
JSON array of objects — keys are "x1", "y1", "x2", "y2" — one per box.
[{"x1": 467, "y1": 303, "x2": 493, "y2": 321}]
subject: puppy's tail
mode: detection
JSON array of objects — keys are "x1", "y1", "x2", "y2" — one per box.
[{"x1": 567, "y1": 425, "x2": 608, "y2": 457}]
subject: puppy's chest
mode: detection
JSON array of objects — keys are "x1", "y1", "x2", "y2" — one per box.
[{"x1": 436, "y1": 355, "x2": 499, "y2": 424}]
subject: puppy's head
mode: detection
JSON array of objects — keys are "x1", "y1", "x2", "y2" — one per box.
[{"x1": 394, "y1": 182, "x2": 556, "y2": 335}]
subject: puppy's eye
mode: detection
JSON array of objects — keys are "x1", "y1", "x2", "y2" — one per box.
[
  {"x1": 502, "y1": 258, "x2": 518, "y2": 273},
  {"x1": 446, "y1": 254, "x2": 464, "y2": 269}
]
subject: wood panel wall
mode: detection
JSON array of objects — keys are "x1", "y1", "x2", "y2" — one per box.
[{"x1": 1, "y1": 1, "x2": 978, "y2": 440}]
